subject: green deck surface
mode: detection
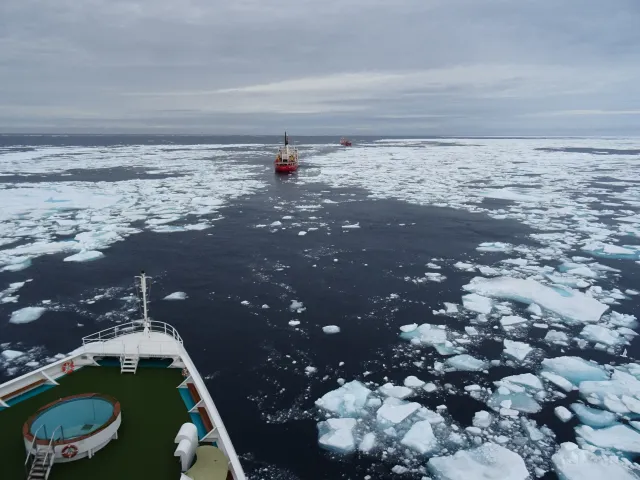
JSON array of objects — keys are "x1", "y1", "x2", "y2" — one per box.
[{"x1": 0, "y1": 366, "x2": 189, "y2": 480}]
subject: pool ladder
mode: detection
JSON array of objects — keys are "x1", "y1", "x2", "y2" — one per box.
[{"x1": 25, "y1": 425, "x2": 62, "y2": 480}]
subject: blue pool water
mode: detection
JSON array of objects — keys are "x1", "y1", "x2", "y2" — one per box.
[{"x1": 31, "y1": 397, "x2": 114, "y2": 440}]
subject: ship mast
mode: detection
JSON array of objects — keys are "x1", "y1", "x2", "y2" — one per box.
[
  {"x1": 136, "y1": 270, "x2": 151, "y2": 336},
  {"x1": 285, "y1": 131, "x2": 289, "y2": 156}
]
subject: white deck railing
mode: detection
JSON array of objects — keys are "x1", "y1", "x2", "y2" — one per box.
[{"x1": 81, "y1": 320, "x2": 183, "y2": 346}]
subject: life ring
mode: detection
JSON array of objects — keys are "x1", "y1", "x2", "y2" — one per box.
[
  {"x1": 181, "y1": 368, "x2": 189, "y2": 378},
  {"x1": 61, "y1": 444, "x2": 79, "y2": 459},
  {"x1": 61, "y1": 360, "x2": 75, "y2": 374}
]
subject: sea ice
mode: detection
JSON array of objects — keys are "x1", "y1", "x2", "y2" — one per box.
[
  {"x1": 9, "y1": 306, "x2": 46, "y2": 324},
  {"x1": 472, "y1": 411, "x2": 492, "y2": 428},
  {"x1": 163, "y1": 291, "x2": 187, "y2": 301},
  {"x1": 298, "y1": 231, "x2": 307, "y2": 236},
  {"x1": 428, "y1": 443, "x2": 528, "y2": 480},
  {"x1": 322, "y1": 325, "x2": 340, "y2": 334},
  {"x1": 552, "y1": 442, "x2": 640, "y2": 480},
  {"x1": 445, "y1": 355, "x2": 487, "y2": 372},
  {"x1": 317, "y1": 418, "x2": 357, "y2": 454},
  {"x1": 404, "y1": 376, "x2": 425, "y2": 388},
  {"x1": 315, "y1": 381, "x2": 371, "y2": 417},
  {"x1": 359, "y1": 432, "x2": 376, "y2": 453},
  {"x1": 555, "y1": 406, "x2": 573, "y2": 422},
  {"x1": 545, "y1": 330, "x2": 569, "y2": 344},
  {"x1": 500, "y1": 315, "x2": 528, "y2": 327},
  {"x1": 498, "y1": 373, "x2": 543, "y2": 391},
  {"x1": 580, "y1": 324, "x2": 626, "y2": 347},
  {"x1": 576, "y1": 424, "x2": 640, "y2": 454},
  {"x1": 401, "y1": 420, "x2": 438, "y2": 454},
  {"x1": 570, "y1": 403, "x2": 617, "y2": 428},
  {"x1": 487, "y1": 391, "x2": 541, "y2": 414},
  {"x1": 503, "y1": 340, "x2": 533, "y2": 362},
  {"x1": 462, "y1": 294, "x2": 493, "y2": 314},
  {"x1": 463, "y1": 276, "x2": 608, "y2": 323},
  {"x1": 526, "y1": 303, "x2": 542, "y2": 316},
  {"x1": 541, "y1": 357, "x2": 608, "y2": 386},
  {"x1": 63, "y1": 250, "x2": 104, "y2": 262},
  {"x1": 400, "y1": 323, "x2": 457, "y2": 355},
  {"x1": 376, "y1": 398, "x2": 421, "y2": 426},
  {"x1": 379, "y1": 383, "x2": 414, "y2": 400},
  {"x1": 1, "y1": 349, "x2": 24, "y2": 360},
  {"x1": 477, "y1": 242, "x2": 512, "y2": 252}
]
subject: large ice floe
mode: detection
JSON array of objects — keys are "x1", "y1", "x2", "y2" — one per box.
[{"x1": 0, "y1": 144, "x2": 266, "y2": 272}]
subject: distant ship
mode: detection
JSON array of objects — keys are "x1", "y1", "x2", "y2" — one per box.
[
  {"x1": 0, "y1": 272, "x2": 245, "y2": 480},
  {"x1": 340, "y1": 137, "x2": 352, "y2": 147},
  {"x1": 275, "y1": 132, "x2": 299, "y2": 173}
]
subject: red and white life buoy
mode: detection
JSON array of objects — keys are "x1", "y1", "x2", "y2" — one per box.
[
  {"x1": 61, "y1": 360, "x2": 75, "y2": 374},
  {"x1": 61, "y1": 444, "x2": 79, "y2": 459}
]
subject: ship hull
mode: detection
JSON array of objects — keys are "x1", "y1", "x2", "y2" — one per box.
[{"x1": 275, "y1": 164, "x2": 298, "y2": 173}]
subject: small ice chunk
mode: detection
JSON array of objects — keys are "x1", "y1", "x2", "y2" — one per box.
[
  {"x1": 298, "y1": 231, "x2": 307, "y2": 236},
  {"x1": 500, "y1": 315, "x2": 528, "y2": 327},
  {"x1": 423, "y1": 383, "x2": 437, "y2": 393},
  {"x1": 570, "y1": 403, "x2": 617, "y2": 428},
  {"x1": 499, "y1": 374, "x2": 543, "y2": 391},
  {"x1": 444, "y1": 302, "x2": 459, "y2": 314},
  {"x1": 477, "y1": 242, "x2": 512, "y2": 252},
  {"x1": 270, "y1": 221, "x2": 282, "y2": 227},
  {"x1": 322, "y1": 325, "x2": 340, "y2": 334},
  {"x1": 401, "y1": 420, "x2": 438, "y2": 454},
  {"x1": 289, "y1": 320, "x2": 301, "y2": 326},
  {"x1": 317, "y1": 418, "x2": 356, "y2": 454},
  {"x1": 552, "y1": 442, "x2": 640, "y2": 480},
  {"x1": 359, "y1": 432, "x2": 376, "y2": 453},
  {"x1": 554, "y1": 406, "x2": 573, "y2": 422},
  {"x1": 428, "y1": 443, "x2": 528, "y2": 480},
  {"x1": 580, "y1": 324, "x2": 625, "y2": 346},
  {"x1": 342, "y1": 222, "x2": 360, "y2": 229},
  {"x1": 473, "y1": 410, "x2": 492, "y2": 428},
  {"x1": 261, "y1": 304, "x2": 270, "y2": 309},
  {"x1": 163, "y1": 291, "x2": 187, "y2": 301},
  {"x1": 488, "y1": 391, "x2": 541, "y2": 413},
  {"x1": 541, "y1": 371, "x2": 574, "y2": 392},
  {"x1": 576, "y1": 424, "x2": 640, "y2": 454},
  {"x1": 400, "y1": 323, "x2": 456, "y2": 355},
  {"x1": 462, "y1": 293, "x2": 493, "y2": 314},
  {"x1": 465, "y1": 326, "x2": 478, "y2": 336},
  {"x1": 454, "y1": 261, "x2": 476, "y2": 271},
  {"x1": 315, "y1": 380, "x2": 372, "y2": 417},
  {"x1": 404, "y1": 376, "x2": 425, "y2": 388},
  {"x1": 503, "y1": 340, "x2": 532, "y2": 362},
  {"x1": 400, "y1": 323, "x2": 418, "y2": 333},
  {"x1": 541, "y1": 357, "x2": 608, "y2": 385},
  {"x1": 445, "y1": 354, "x2": 488, "y2": 372},
  {"x1": 379, "y1": 383, "x2": 414, "y2": 399},
  {"x1": 1, "y1": 349, "x2": 24, "y2": 360},
  {"x1": 289, "y1": 300, "x2": 305, "y2": 312},
  {"x1": 9, "y1": 306, "x2": 46, "y2": 324},
  {"x1": 376, "y1": 400, "x2": 421, "y2": 425},
  {"x1": 391, "y1": 465, "x2": 409, "y2": 475},
  {"x1": 545, "y1": 330, "x2": 569, "y2": 344},
  {"x1": 305, "y1": 366, "x2": 317, "y2": 374},
  {"x1": 63, "y1": 250, "x2": 104, "y2": 262}
]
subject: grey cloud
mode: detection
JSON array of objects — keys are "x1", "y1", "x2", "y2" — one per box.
[{"x1": 0, "y1": 0, "x2": 639, "y2": 134}]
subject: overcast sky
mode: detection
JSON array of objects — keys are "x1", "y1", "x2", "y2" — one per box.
[{"x1": 1, "y1": 0, "x2": 639, "y2": 134}]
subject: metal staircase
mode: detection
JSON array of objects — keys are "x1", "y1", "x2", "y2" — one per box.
[
  {"x1": 25, "y1": 425, "x2": 59, "y2": 480},
  {"x1": 120, "y1": 354, "x2": 139, "y2": 374}
]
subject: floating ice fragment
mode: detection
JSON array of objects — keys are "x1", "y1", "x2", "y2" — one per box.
[
  {"x1": 376, "y1": 399, "x2": 421, "y2": 426},
  {"x1": 270, "y1": 221, "x2": 282, "y2": 227},
  {"x1": 488, "y1": 391, "x2": 541, "y2": 414},
  {"x1": 404, "y1": 376, "x2": 425, "y2": 388},
  {"x1": 391, "y1": 465, "x2": 409, "y2": 475},
  {"x1": 454, "y1": 261, "x2": 476, "y2": 271},
  {"x1": 63, "y1": 250, "x2": 104, "y2": 262},
  {"x1": 322, "y1": 325, "x2": 340, "y2": 334},
  {"x1": 379, "y1": 383, "x2": 414, "y2": 400},
  {"x1": 428, "y1": 443, "x2": 529, "y2": 480},
  {"x1": 288, "y1": 320, "x2": 300, "y2": 326},
  {"x1": 552, "y1": 442, "x2": 640, "y2": 480},
  {"x1": 317, "y1": 418, "x2": 356, "y2": 454},
  {"x1": 545, "y1": 330, "x2": 569, "y2": 345},
  {"x1": 400, "y1": 323, "x2": 457, "y2": 355},
  {"x1": 298, "y1": 231, "x2": 307, "y2": 236},
  {"x1": 1, "y1": 349, "x2": 24, "y2": 360},
  {"x1": 500, "y1": 315, "x2": 527, "y2": 327},
  {"x1": 570, "y1": 403, "x2": 617, "y2": 428},
  {"x1": 359, "y1": 432, "x2": 376, "y2": 453},
  {"x1": 473, "y1": 411, "x2": 492, "y2": 428},
  {"x1": 503, "y1": 340, "x2": 532, "y2": 362},
  {"x1": 463, "y1": 277, "x2": 608, "y2": 323},
  {"x1": 541, "y1": 357, "x2": 608, "y2": 386},
  {"x1": 315, "y1": 380, "x2": 371, "y2": 417},
  {"x1": 400, "y1": 323, "x2": 418, "y2": 333},
  {"x1": 499, "y1": 373, "x2": 543, "y2": 391},
  {"x1": 580, "y1": 324, "x2": 626, "y2": 347},
  {"x1": 289, "y1": 300, "x2": 305, "y2": 312},
  {"x1": 401, "y1": 420, "x2": 438, "y2": 454},
  {"x1": 445, "y1": 354, "x2": 487, "y2": 372},
  {"x1": 527, "y1": 303, "x2": 542, "y2": 316},
  {"x1": 163, "y1": 291, "x2": 187, "y2": 301},
  {"x1": 342, "y1": 223, "x2": 360, "y2": 229},
  {"x1": 423, "y1": 383, "x2": 437, "y2": 393},
  {"x1": 554, "y1": 406, "x2": 573, "y2": 422},
  {"x1": 462, "y1": 294, "x2": 493, "y2": 314},
  {"x1": 582, "y1": 242, "x2": 640, "y2": 260},
  {"x1": 9, "y1": 306, "x2": 46, "y2": 324},
  {"x1": 477, "y1": 242, "x2": 512, "y2": 252},
  {"x1": 576, "y1": 424, "x2": 640, "y2": 454}
]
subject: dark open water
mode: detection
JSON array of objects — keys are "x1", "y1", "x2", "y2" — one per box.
[{"x1": 1, "y1": 135, "x2": 639, "y2": 479}]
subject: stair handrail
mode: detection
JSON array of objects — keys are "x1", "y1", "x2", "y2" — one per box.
[
  {"x1": 24, "y1": 424, "x2": 46, "y2": 466},
  {"x1": 42, "y1": 426, "x2": 63, "y2": 471}
]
